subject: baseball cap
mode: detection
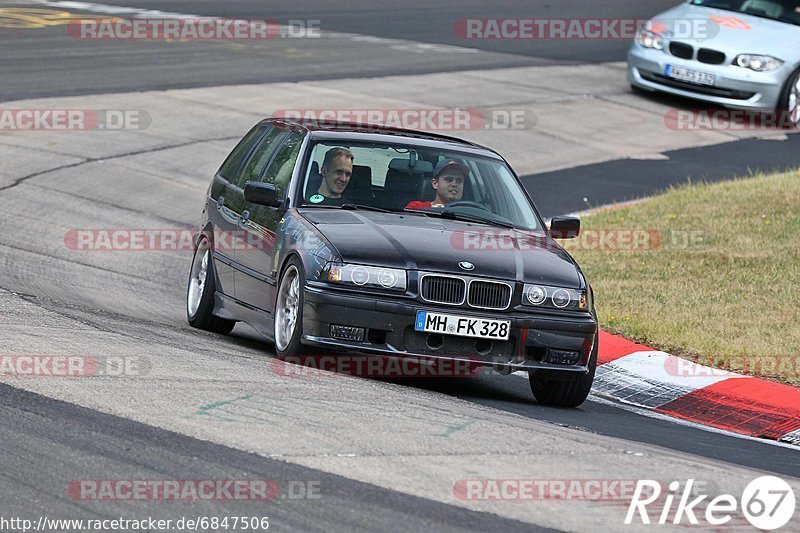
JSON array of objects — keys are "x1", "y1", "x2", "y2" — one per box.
[{"x1": 433, "y1": 159, "x2": 470, "y2": 179}]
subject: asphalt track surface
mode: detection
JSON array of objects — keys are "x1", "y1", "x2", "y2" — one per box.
[
  {"x1": 42, "y1": 0, "x2": 674, "y2": 62},
  {"x1": 1, "y1": 0, "x2": 799, "y2": 530},
  {"x1": 525, "y1": 134, "x2": 800, "y2": 218},
  {"x1": 0, "y1": 0, "x2": 678, "y2": 100},
  {"x1": 0, "y1": 383, "x2": 549, "y2": 532}
]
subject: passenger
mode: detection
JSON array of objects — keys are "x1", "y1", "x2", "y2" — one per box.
[
  {"x1": 307, "y1": 147, "x2": 354, "y2": 206},
  {"x1": 405, "y1": 159, "x2": 468, "y2": 209}
]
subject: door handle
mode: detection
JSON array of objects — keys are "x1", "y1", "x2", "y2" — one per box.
[{"x1": 239, "y1": 210, "x2": 250, "y2": 228}]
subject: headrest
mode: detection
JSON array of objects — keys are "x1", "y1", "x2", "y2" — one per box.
[{"x1": 388, "y1": 158, "x2": 434, "y2": 175}]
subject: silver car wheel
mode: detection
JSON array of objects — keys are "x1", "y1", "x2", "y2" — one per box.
[
  {"x1": 275, "y1": 265, "x2": 300, "y2": 352},
  {"x1": 187, "y1": 246, "x2": 208, "y2": 318},
  {"x1": 790, "y1": 75, "x2": 800, "y2": 126}
]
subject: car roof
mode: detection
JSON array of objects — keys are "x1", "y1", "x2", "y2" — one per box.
[{"x1": 259, "y1": 118, "x2": 505, "y2": 160}]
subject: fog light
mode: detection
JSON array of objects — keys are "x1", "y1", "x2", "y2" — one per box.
[
  {"x1": 330, "y1": 325, "x2": 365, "y2": 342},
  {"x1": 545, "y1": 349, "x2": 581, "y2": 365}
]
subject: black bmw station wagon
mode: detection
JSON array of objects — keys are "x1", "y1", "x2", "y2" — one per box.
[{"x1": 187, "y1": 119, "x2": 598, "y2": 406}]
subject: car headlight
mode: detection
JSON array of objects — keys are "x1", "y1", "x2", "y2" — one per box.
[
  {"x1": 636, "y1": 29, "x2": 664, "y2": 50},
  {"x1": 325, "y1": 263, "x2": 407, "y2": 291},
  {"x1": 733, "y1": 54, "x2": 783, "y2": 72},
  {"x1": 523, "y1": 284, "x2": 589, "y2": 311}
]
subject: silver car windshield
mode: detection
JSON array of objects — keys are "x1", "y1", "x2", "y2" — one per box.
[
  {"x1": 690, "y1": 0, "x2": 800, "y2": 25},
  {"x1": 299, "y1": 141, "x2": 543, "y2": 231}
]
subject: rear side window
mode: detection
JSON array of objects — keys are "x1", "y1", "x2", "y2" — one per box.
[
  {"x1": 262, "y1": 131, "x2": 305, "y2": 192},
  {"x1": 218, "y1": 125, "x2": 266, "y2": 181},
  {"x1": 237, "y1": 128, "x2": 286, "y2": 188}
]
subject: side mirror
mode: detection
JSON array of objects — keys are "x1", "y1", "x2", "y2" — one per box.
[
  {"x1": 244, "y1": 182, "x2": 282, "y2": 208},
  {"x1": 550, "y1": 216, "x2": 580, "y2": 239}
]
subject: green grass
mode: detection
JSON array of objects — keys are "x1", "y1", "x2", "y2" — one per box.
[{"x1": 567, "y1": 170, "x2": 800, "y2": 385}]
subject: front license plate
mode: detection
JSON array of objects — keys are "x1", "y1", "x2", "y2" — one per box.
[
  {"x1": 415, "y1": 311, "x2": 511, "y2": 341},
  {"x1": 665, "y1": 64, "x2": 716, "y2": 86}
]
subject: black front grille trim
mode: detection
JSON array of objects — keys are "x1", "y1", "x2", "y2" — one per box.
[
  {"x1": 467, "y1": 280, "x2": 513, "y2": 310},
  {"x1": 420, "y1": 275, "x2": 466, "y2": 305},
  {"x1": 697, "y1": 48, "x2": 726, "y2": 65},
  {"x1": 669, "y1": 41, "x2": 694, "y2": 59}
]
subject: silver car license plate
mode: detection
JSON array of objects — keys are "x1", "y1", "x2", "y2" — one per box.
[
  {"x1": 666, "y1": 65, "x2": 716, "y2": 86},
  {"x1": 415, "y1": 311, "x2": 511, "y2": 341}
]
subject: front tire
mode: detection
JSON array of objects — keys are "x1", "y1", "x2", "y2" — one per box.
[
  {"x1": 779, "y1": 69, "x2": 800, "y2": 129},
  {"x1": 187, "y1": 236, "x2": 236, "y2": 334},
  {"x1": 529, "y1": 334, "x2": 598, "y2": 407},
  {"x1": 274, "y1": 257, "x2": 309, "y2": 357}
]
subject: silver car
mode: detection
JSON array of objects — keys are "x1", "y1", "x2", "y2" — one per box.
[{"x1": 628, "y1": 0, "x2": 800, "y2": 126}]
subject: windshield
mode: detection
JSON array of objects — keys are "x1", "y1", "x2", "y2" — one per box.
[
  {"x1": 690, "y1": 0, "x2": 800, "y2": 25},
  {"x1": 298, "y1": 140, "x2": 542, "y2": 231}
]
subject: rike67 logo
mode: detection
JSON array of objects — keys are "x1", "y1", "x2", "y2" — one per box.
[{"x1": 626, "y1": 476, "x2": 796, "y2": 530}]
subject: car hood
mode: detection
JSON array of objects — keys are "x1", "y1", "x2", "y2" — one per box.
[
  {"x1": 654, "y1": 4, "x2": 800, "y2": 54},
  {"x1": 299, "y1": 209, "x2": 582, "y2": 288}
]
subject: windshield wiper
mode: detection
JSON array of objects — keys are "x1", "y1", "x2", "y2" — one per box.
[
  {"x1": 408, "y1": 209, "x2": 515, "y2": 229},
  {"x1": 299, "y1": 203, "x2": 391, "y2": 213},
  {"x1": 340, "y1": 203, "x2": 392, "y2": 213}
]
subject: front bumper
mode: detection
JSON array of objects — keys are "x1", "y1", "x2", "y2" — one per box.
[
  {"x1": 302, "y1": 285, "x2": 597, "y2": 375},
  {"x1": 628, "y1": 45, "x2": 787, "y2": 110}
]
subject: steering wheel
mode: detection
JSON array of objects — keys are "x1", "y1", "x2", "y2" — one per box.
[{"x1": 444, "y1": 200, "x2": 491, "y2": 211}]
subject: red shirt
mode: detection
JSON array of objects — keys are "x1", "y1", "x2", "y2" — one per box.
[{"x1": 405, "y1": 200, "x2": 433, "y2": 209}]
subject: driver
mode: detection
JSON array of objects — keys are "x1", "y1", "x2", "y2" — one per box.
[
  {"x1": 307, "y1": 147, "x2": 354, "y2": 206},
  {"x1": 405, "y1": 159, "x2": 468, "y2": 209}
]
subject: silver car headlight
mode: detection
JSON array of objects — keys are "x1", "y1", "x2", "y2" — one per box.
[
  {"x1": 733, "y1": 54, "x2": 783, "y2": 72},
  {"x1": 325, "y1": 263, "x2": 407, "y2": 291},
  {"x1": 523, "y1": 284, "x2": 589, "y2": 311},
  {"x1": 636, "y1": 29, "x2": 664, "y2": 50}
]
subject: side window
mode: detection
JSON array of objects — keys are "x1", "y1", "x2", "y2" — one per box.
[
  {"x1": 218, "y1": 125, "x2": 266, "y2": 181},
  {"x1": 236, "y1": 127, "x2": 286, "y2": 189},
  {"x1": 262, "y1": 131, "x2": 305, "y2": 192}
]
